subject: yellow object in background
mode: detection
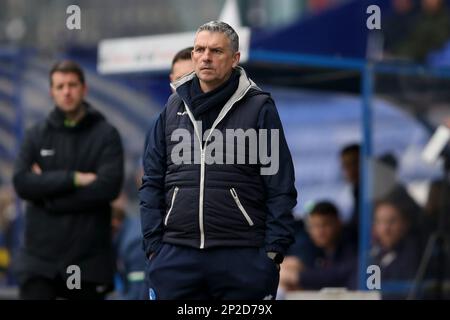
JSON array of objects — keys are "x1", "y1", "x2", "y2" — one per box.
[{"x1": 0, "y1": 248, "x2": 10, "y2": 269}]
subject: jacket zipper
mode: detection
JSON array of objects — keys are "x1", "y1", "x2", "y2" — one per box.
[
  {"x1": 230, "y1": 188, "x2": 254, "y2": 226},
  {"x1": 199, "y1": 149, "x2": 206, "y2": 248},
  {"x1": 184, "y1": 83, "x2": 253, "y2": 249},
  {"x1": 164, "y1": 186, "x2": 179, "y2": 226}
]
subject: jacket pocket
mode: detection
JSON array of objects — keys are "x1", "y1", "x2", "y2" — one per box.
[
  {"x1": 164, "y1": 186, "x2": 179, "y2": 226},
  {"x1": 230, "y1": 188, "x2": 254, "y2": 226}
]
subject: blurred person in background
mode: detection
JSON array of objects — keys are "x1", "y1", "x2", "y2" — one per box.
[
  {"x1": 423, "y1": 178, "x2": 450, "y2": 287},
  {"x1": 12, "y1": 60, "x2": 124, "y2": 300},
  {"x1": 169, "y1": 47, "x2": 194, "y2": 84},
  {"x1": 338, "y1": 146, "x2": 422, "y2": 247},
  {"x1": 279, "y1": 201, "x2": 357, "y2": 295},
  {"x1": 421, "y1": 119, "x2": 450, "y2": 298},
  {"x1": 140, "y1": 21, "x2": 297, "y2": 300},
  {"x1": 111, "y1": 192, "x2": 146, "y2": 300},
  {"x1": 284, "y1": 215, "x2": 317, "y2": 271},
  {"x1": 374, "y1": 153, "x2": 423, "y2": 236},
  {"x1": 340, "y1": 143, "x2": 361, "y2": 244},
  {"x1": 370, "y1": 199, "x2": 420, "y2": 286},
  {"x1": 0, "y1": 186, "x2": 15, "y2": 284}
]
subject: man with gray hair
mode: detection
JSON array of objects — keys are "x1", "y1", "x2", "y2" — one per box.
[{"x1": 140, "y1": 21, "x2": 297, "y2": 299}]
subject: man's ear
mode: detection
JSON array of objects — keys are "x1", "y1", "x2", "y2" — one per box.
[
  {"x1": 232, "y1": 51, "x2": 241, "y2": 68},
  {"x1": 82, "y1": 84, "x2": 88, "y2": 97}
]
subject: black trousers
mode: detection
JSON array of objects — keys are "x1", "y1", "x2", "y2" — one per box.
[
  {"x1": 146, "y1": 244, "x2": 279, "y2": 300},
  {"x1": 19, "y1": 275, "x2": 107, "y2": 300}
]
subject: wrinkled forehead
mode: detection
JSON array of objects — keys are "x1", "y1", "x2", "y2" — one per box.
[{"x1": 194, "y1": 31, "x2": 231, "y2": 50}]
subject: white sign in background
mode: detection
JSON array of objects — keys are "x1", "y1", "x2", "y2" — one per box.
[{"x1": 97, "y1": 27, "x2": 251, "y2": 74}]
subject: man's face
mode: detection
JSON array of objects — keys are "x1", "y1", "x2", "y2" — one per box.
[
  {"x1": 373, "y1": 203, "x2": 408, "y2": 249},
  {"x1": 307, "y1": 214, "x2": 341, "y2": 249},
  {"x1": 170, "y1": 59, "x2": 194, "y2": 82},
  {"x1": 192, "y1": 31, "x2": 240, "y2": 91},
  {"x1": 50, "y1": 71, "x2": 86, "y2": 114},
  {"x1": 341, "y1": 151, "x2": 360, "y2": 186}
]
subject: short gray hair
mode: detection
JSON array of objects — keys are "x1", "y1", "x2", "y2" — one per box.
[{"x1": 196, "y1": 21, "x2": 239, "y2": 53}]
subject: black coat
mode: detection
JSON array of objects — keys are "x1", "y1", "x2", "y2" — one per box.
[
  {"x1": 12, "y1": 103, "x2": 124, "y2": 286},
  {"x1": 299, "y1": 239, "x2": 358, "y2": 290}
]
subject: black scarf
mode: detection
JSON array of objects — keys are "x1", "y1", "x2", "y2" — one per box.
[{"x1": 188, "y1": 68, "x2": 240, "y2": 133}]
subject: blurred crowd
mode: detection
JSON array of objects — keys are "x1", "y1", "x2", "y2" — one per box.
[
  {"x1": 383, "y1": 0, "x2": 450, "y2": 63},
  {"x1": 279, "y1": 143, "x2": 450, "y2": 299}
]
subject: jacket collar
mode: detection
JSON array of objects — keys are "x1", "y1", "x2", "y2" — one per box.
[
  {"x1": 47, "y1": 101, "x2": 104, "y2": 130},
  {"x1": 171, "y1": 66, "x2": 259, "y2": 108},
  {"x1": 172, "y1": 66, "x2": 260, "y2": 149}
]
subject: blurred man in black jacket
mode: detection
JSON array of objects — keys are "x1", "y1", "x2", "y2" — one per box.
[
  {"x1": 13, "y1": 60, "x2": 124, "y2": 300},
  {"x1": 279, "y1": 201, "x2": 357, "y2": 293}
]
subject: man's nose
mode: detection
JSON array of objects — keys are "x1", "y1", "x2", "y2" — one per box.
[
  {"x1": 201, "y1": 49, "x2": 212, "y2": 62},
  {"x1": 63, "y1": 86, "x2": 70, "y2": 95}
]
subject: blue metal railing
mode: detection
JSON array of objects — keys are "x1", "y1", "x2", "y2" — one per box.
[
  {"x1": 250, "y1": 50, "x2": 365, "y2": 71},
  {"x1": 358, "y1": 62, "x2": 374, "y2": 290}
]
